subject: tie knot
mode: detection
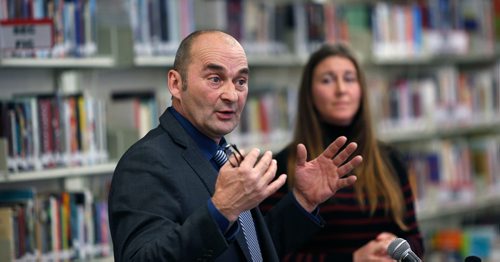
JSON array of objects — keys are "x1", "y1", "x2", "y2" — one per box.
[{"x1": 213, "y1": 148, "x2": 228, "y2": 167}]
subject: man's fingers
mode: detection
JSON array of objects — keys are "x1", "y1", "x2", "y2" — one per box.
[
  {"x1": 322, "y1": 136, "x2": 347, "y2": 159},
  {"x1": 239, "y1": 148, "x2": 261, "y2": 168},
  {"x1": 332, "y1": 141, "x2": 358, "y2": 166},
  {"x1": 254, "y1": 150, "x2": 273, "y2": 173},
  {"x1": 296, "y1": 144, "x2": 307, "y2": 166},
  {"x1": 337, "y1": 155, "x2": 363, "y2": 177},
  {"x1": 334, "y1": 175, "x2": 357, "y2": 190},
  {"x1": 260, "y1": 159, "x2": 277, "y2": 186},
  {"x1": 264, "y1": 174, "x2": 287, "y2": 196}
]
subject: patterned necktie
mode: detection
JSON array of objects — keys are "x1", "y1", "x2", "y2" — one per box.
[
  {"x1": 213, "y1": 148, "x2": 263, "y2": 262},
  {"x1": 213, "y1": 149, "x2": 228, "y2": 168}
]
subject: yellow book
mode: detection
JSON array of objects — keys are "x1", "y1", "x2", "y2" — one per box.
[{"x1": 0, "y1": 207, "x2": 14, "y2": 261}]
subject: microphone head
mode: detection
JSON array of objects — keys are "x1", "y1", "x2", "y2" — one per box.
[
  {"x1": 464, "y1": 256, "x2": 482, "y2": 262},
  {"x1": 388, "y1": 238, "x2": 411, "y2": 260}
]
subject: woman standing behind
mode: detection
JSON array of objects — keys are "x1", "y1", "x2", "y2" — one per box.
[{"x1": 261, "y1": 43, "x2": 424, "y2": 261}]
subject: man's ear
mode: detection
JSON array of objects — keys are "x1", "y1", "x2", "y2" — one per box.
[{"x1": 168, "y1": 69, "x2": 182, "y2": 99}]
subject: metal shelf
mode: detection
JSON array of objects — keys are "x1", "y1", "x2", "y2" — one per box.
[
  {"x1": 379, "y1": 118, "x2": 500, "y2": 144},
  {"x1": 367, "y1": 52, "x2": 498, "y2": 67},
  {"x1": 133, "y1": 56, "x2": 175, "y2": 67},
  {"x1": 0, "y1": 56, "x2": 117, "y2": 68},
  {"x1": 417, "y1": 192, "x2": 500, "y2": 222},
  {"x1": 0, "y1": 162, "x2": 117, "y2": 183}
]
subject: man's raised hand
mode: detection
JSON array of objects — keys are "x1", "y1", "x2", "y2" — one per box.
[{"x1": 292, "y1": 136, "x2": 363, "y2": 212}]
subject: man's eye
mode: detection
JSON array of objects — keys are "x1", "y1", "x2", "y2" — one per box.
[
  {"x1": 209, "y1": 77, "x2": 221, "y2": 83},
  {"x1": 237, "y1": 79, "x2": 247, "y2": 87}
]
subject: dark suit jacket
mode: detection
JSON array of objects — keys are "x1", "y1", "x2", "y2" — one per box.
[{"x1": 108, "y1": 110, "x2": 323, "y2": 261}]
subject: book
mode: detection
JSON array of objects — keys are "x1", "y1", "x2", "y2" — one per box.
[
  {"x1": 0, "y1": 207, "x2": 15, "y2": 262},
  {"x1": 0, "y1": 188, "x2": 36, "y2": 259}
]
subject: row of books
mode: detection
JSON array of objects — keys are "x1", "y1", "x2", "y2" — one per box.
[
  {"x1": 127, "y1": 0, "x2": 194, "y2": 56},
  {"x1": 0, "y1": 88, "x2": 173, "y2": 174},
  {"x1": 126, "y1": 0, "x2": 499, "y2": 60},
  {"x1": 128, "y1": 0, "x2": 290, "y2": 57},
  {"x1": 0, "y1": 188, "x2": 111, "y2": 261},
  {"x1": 372, "y1": 0, "x2": 495, "y2": 59},
  {"x1": 292, "y1": 1, "x2": 371, "y2": 56},
  {"x1": 0, "y1": 0, "x2": 98, "y2": 58},
  {"x1": 228, "y1": 87, "x2": 295, "y2": 149},
  {"x1": 425, "y1": 225, "x2": 500, "y2": 261},
  {"x1": 0, "y1": 93, "x2": 108, "y2": 173},
  {"x1": 292, "y1": 0, "x2": 496, "y2": 58},
  {"x1": 127, "y1": 0, "x2": 374, "y2": 57},
  {"x1": 107, "y1": 90, "x2": 160, "y2": 159},
  {"x1": 107, "y1": 90, "x2": 159, "y2": 142},
  {"x1": 371, "y1": 65, "x2": 500, "y2": 135},
  {"x1": 404, "y1": 136, "x2": 500, "y2": 210}
]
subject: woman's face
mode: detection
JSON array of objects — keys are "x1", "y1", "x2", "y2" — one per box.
[{"x1": 311, "y1": 56, "x2": 361, "y2": 126}]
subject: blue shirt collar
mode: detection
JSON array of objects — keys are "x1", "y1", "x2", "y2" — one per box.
[{"x1": 168, "y1": 107, "x2": 227, "y2": 161}]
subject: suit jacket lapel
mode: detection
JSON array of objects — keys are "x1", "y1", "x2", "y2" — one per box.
[{"x1": 160, "y1": 111, "x2": 218, "y2": 194}]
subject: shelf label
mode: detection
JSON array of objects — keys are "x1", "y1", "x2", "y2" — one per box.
[{"x1": 0, "y1": 19, "x2": 53, "y2": 51}]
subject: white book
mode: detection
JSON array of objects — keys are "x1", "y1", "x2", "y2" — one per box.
[
  {"x1": 28, "y1": 97, "x2": 42, "y2": 171},
  {"x1": 8, "y1": 111, "x2": 18, "y2": 173}
]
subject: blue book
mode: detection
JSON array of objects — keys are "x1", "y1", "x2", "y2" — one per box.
[{"x1": 0, "y1": 188, "x2": 35, "y2": 204}]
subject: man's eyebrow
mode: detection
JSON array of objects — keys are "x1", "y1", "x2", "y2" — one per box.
[
  {"x1": 205, "y1": 63, "x2": 224, "y2": 72},
  {"x1": 239, "y1": 67, "x2": 249, "y2": 75},
  {"x1": 204, "y1": 63, "x2": 249, "y2": 75}
]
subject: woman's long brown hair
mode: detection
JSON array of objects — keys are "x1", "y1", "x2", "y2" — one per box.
[{"x1": 286, "y1": 43, "x2": 408, "y2": 230}]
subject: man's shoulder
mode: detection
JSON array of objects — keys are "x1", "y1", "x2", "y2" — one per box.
[{"x1": 117, "y1": 126, "x2": 172, "y2": 161}]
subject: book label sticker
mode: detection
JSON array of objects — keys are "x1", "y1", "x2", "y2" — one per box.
[{"x1": 0, "y1": 19, "x2": 53, "y2": 51}]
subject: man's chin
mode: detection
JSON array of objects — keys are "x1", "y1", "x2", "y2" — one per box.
[{"x1": 213, "y1": 124, "x2": 238, "y2": 136}]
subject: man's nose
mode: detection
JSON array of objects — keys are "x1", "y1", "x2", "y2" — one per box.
[{"x1": 220, "y1": 82, "x2": 238, "y2": 102}]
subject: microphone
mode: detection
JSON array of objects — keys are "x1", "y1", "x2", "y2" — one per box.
[
  {"x1": 464, "y1": 256, "x2": 482, "y2": 262},
  {"x1": 387, "y1": 238, "x2": 422, "y2": 262}
]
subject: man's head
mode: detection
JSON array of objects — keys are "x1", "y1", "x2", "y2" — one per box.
[{"x1": 168, "y1": 30, "x2": 249, "y2": 143}]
